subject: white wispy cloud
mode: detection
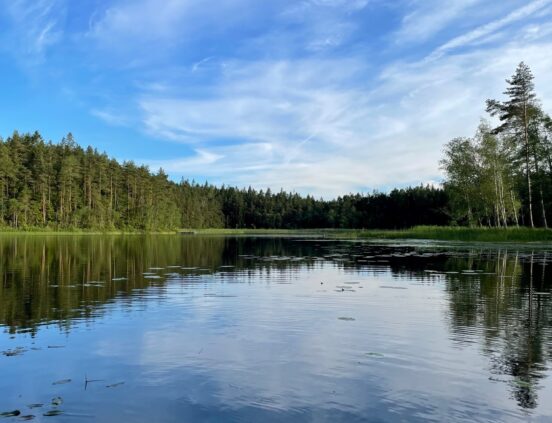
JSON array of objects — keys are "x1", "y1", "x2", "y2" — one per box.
[
  {"x1": 139, "y1": 58, "x2": 365, "y2": 144},
  {"x1": 277, "y1": 0, "x2": 371, "y2": 53},
  {"x1": 91, "y1": 108, "x2": 131, "y2": 126},
  {"x1": 192, "y1": 56, "x2": 214, "y2": 73},
  {"x1": 88, "y1": 0, "x2": 193, "y2": 41},
  {"x1": 2, "y1": 0, "x2": 65, "y2": 60},
  {"x1": 87, "y1": 0, "x2": 266, "y2": 51},
  {"x1": 138, "y1": 36, "x2": 552, "y2": 197},
  {"x1": 393, "y1": 0, "x2": 483, "y2": 44},
  {"x1": 87, "y1": 0, "x2": 372, "y2": 60},
  {"x1": 429, "y1": 0, "x2": 552, "y2": 59}
]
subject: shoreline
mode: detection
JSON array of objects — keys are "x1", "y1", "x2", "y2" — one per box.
[
  {"x1": 188, "y1": 227, "x2": 552, "y2": 243},
  {"x1": 1, "y1": 226, "x2": 552, "y2": 243}
]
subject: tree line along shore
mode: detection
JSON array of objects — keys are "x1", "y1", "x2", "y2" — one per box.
[{"x1": 0, "y1": 63, "x2": 550, "y2": 241}]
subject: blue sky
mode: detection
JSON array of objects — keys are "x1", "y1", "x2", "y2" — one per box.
[{"x1": 1, "y1": 0, "x2": 552, "y2": 197}]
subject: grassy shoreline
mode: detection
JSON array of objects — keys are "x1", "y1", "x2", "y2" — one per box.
[
  {"x1": 0, "y1": 228, "x2": 177, "y2": 236},
  {"x1": 187, "y1": 226, "x2": 552, "y2": 242},
  {"x1": 1, "y1": 226, "x2": 552, "y2": 242}
]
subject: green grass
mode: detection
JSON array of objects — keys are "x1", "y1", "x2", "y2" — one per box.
[
  {"x1": 180, "y1": 228, "x2": 359, "y2": 238},
  {"x1": 2, "y1": 226, "x2": 552, "y2": 242},
  {"x1": 181, "y1": 228, "x2": 320, "y2": 235},
  {"x1": 186, "y1": 226, "x2": 552, "y2": 242},
  {"x1": 356, "y1": 226, "x2": 552, "y2": 242},
  {"x1": 0, "y1": 226, "x2": 178, "y2": 235}
]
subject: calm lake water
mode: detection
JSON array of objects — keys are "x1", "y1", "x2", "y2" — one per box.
[{"x1": 1, "y1": 235, "x2": 551, "y2": 422}]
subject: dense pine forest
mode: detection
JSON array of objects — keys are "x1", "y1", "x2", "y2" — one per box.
[
  {"x1": 0, "y1": 130, "x2": 448, "y2": 230},
  {"x1": 0, "y1": 62, "x2": 549, "y2": 232}
]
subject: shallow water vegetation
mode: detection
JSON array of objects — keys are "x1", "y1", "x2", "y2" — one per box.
[
  {"x1": 190, "y1": 226, "x2": 552, "y2": 242},
  {"x1": 43, "y1": 410, "x2": 63, "y2": 417},
  {"x1": 0, "y1": 410, "x2": 21, "y2": 418},
  {"x1": 1, "y1": 347, "x2": 26, "y2": 357},
  {"x1": 357, "y1": 226, "x2": 552, "y2": 242}
]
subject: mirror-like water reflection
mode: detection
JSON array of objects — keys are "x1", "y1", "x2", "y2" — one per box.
[{"x1": 0, "y1": 235, "x2": 551, "y2": 422}]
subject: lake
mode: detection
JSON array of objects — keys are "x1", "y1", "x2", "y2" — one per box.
[{"x1": 0, "y1": 235, "x2": 551, "y2": 422}]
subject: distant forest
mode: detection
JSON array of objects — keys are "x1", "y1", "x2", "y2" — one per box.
[{"x1": 0, "y1": 62, "x2": 549, "y2": 231}]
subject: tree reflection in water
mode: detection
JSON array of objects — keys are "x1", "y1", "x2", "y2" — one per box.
[
  {"x1": 0, "y1": 236, "x2": 550, "y2": 412},
  {"x1": 443, "y1": 249, "x2": 552, "y2": 410}
]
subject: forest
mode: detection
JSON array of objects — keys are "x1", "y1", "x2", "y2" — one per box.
[
  {"x1": 0, "y1": 131, "x2": 447, "y2": 230},
  {"x1": 441, "y1": 62, "x2": 552, "y2": 228},
  {"x1": 0, "y1": 62, "x2": 549, "y2": 231}
]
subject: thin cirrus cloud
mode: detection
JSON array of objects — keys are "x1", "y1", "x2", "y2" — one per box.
[
  {"x1": 87, "y1": 0, "x2": 280, "y2": 51},
  {"x1": 1, "y1": 0, "x2": 66, "y2": 60},
  {"x1": 428, "y1": 0, "x2": 552, "y2": 59},
  {"x1": 139, "y1": 45, "x2": 552, "y2": 197},
  {"x1": 393, "y1": 0, "x2": 483, "y2": 44},
  {"x1": 1, "y1": 0, "x2": 552, "y2": 197}
]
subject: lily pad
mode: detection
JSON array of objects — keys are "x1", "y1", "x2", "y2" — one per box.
[
  {"x1": 379, "y1": 286, "x2": 407, "y2": 290},
  {"x1": 0, "y1": 410, "x2": 20, "y2": 418},
  {"x1": 2, "y1": 347, "x2": 26, "y2": 357},
  {"x1": 365, "y1": 352, "x2": 385, "y2": 358},
  {"x1": 52, "y1": 379, "x2": 72, "y2": 385},
  {"x1": 43, "y1": 410, "x2": 63, "y2": 417},
  {"x1": 106, "y1": 382, "x2": 125, "y2": 388},
  {"x1": 51, "y1": 397, "x2": 63, "y2": 407}
]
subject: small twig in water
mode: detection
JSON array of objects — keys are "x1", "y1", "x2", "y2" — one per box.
[{"x1": 84, "y1": 374, "x2": 104, "y2": 390}]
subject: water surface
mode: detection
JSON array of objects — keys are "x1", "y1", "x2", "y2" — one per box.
[{"x1": 1, "y1": 235, "x2": 551, "y2": 422}]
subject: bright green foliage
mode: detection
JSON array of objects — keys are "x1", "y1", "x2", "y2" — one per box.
[
  {"x1": 0, "y1": 132, "x2": 182, "y2": 230},
  {"x1": 441, "y1": 136, "x2": 480, "y2": 225},
  {"x1": 444, "y1": 62, "x2": 551, "y2": 228}
]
